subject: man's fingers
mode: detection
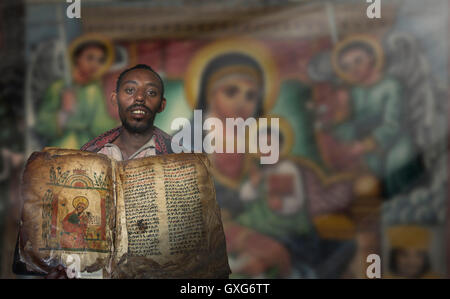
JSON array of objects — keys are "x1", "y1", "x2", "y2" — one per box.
[
  {"x1": 45, "y1": 269, "x2": 60, "y2": 279},
  {"x1": 45, "y1": 266, "x2": 69, "y2": 279},
  {"x1": 57, "y1": 271, "x2": 69, "y2": 279}
]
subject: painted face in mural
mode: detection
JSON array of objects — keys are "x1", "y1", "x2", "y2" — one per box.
[
  {"x1": 74, "y1": 44, "x2": 107, "y2": 82},
  {"x1": 208, "y1": 75, "x2": 260, "y2": 121},
  {"x1": 76, "y1": 203, "x2": 87, "y2": 214},
  {"x1": 115, "y1": 68, "x2": 166, "y2": 134},
  {"x1": 193, "y1": 54, "x2": 265, "y2": 181},
  {"x1": 197, "y1": 53, "x2": 264, "y2": 121},
  {"x1": 393, "y1": 248, "x2": 428, "y2": 278},
  {"x1": 338, "y1": 44, "x2": 376, "y2": 85}
]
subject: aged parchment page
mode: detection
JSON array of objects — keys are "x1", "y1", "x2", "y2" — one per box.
[
  {"x1": 112, "y1": 153, "x2": 230, "y2": 278},
  {"x1": 20, "y1": 148, "x2": 115, "y2": 274}
]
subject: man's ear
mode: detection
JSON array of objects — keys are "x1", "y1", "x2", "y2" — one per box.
[
  {"x1": 158, "y1": 97, "x2": 167, "y2": 113},
  {"x1": 110, "y1": 92, "x2": 118, "y2": 108}
]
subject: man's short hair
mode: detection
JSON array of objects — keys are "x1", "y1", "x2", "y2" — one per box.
[{"x1": 115, "y1": 64, "x2": 165, "y2": 98}]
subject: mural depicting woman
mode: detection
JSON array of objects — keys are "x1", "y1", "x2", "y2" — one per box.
[
  {"x1": 35, "y1": 34, "x2": 118, "y2": 149},
  {"x1": 184, "y1": 39, "x2": 279, "y2": 216},
  {"x1": 183, "y1": 40, "x2": 309, "y2": 278},
  {"x1": 196, "y1": 53, "x2": 263, "y2": 216}
]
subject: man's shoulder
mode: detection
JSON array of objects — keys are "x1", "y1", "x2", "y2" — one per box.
[
  {"x1": 153, "y1": 126, "x2": 172, "y2": 141},
  {"x1": 80, "y1": 126, "x2": 175, "y2": 155},
  {"x1": 152, "y1": 126, "x2": 174, "y2": 154},
  {"x1": 80, "y1": 126, "x2": 122, "y2": 153}
]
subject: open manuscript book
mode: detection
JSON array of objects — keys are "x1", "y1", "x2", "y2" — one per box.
[{"x1": 18, "y1": 148, "x2": 230, "y2": 278}]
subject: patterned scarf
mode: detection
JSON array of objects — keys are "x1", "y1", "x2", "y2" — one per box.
[{"x1": 80, "y1": 126, "x2": 173, "y2": 155}]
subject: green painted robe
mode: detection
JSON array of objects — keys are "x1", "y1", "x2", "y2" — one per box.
[
  {"x1": 237, "y1": 196, "x2": 312, "y2": 240},
  {"x1": 237, "y1": 161, "x2": 313, "y2": 240},
  {"x1": 35, "y1": 80, "x2": 118, "y2": 149},
  {"x1": 332, "y1": 76, "x2": 423, "y2": 197}
]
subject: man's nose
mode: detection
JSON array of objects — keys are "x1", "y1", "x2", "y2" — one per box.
[{"x1": 134, "y1": 90, "x2": 145, "y2": 103}]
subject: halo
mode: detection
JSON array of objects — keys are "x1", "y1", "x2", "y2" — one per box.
[
  {"x1": 184, "y1": 38, "x2": 280, "y2": 113},
  {"x1": 331, "y1": 34, "x2": 384, "y2": 84},
  {"x1": 249, "y1": 114, "x2": 294, "y2": 158},
  {"x1": 72, "y1": 196, "x2": 89, "y2": 209},
  {"x1": 68, "y1": 33, "x2": 115, "y2": 79}
]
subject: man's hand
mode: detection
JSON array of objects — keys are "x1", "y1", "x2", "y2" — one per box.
[{"x1": 45, "y1": 265, "x2": 70, "y2": 279}]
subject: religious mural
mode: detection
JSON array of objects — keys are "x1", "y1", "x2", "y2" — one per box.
[{"x1": 0, "y1": 0, "x2": 448, "y2": 278}]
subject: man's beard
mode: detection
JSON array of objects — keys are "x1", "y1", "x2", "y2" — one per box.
[{"x1": 119, "y1": 103, "x2": 159, "y2": 134}]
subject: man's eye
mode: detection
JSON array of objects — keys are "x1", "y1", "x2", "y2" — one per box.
[
  {"x1": 147, "y1": 90, "x2": 157, "y2": 97},
  {"x1": 125, "y1": 88, "x2": 134, "y2": 94}
]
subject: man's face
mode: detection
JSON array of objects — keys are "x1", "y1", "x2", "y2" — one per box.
[
  {"x1": 339, "y1": 48, "x2": 375, "y2": 84},
  {"x1": 114, "y1": 69, "x2": 166, "y2": 133}
]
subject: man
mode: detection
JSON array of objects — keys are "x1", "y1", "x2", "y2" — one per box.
[
  {"x1": 80, "y1": 63, "x2": 174, "y2": 159},
  {"x1": 14, "y1": 64, "x2": 174, "y2": 278}
]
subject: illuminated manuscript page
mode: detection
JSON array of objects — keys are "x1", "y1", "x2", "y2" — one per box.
[
  {"x1": 112, "y1": 153, "x2": 230, "y2": 278},
  {"x1": 20, "y1": 148, "x2": 115, "y2": 274}
]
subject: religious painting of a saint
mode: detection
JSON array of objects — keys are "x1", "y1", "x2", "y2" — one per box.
[
  {"x1": 40, "y1": 166, "x2": 111, "y2": 253},
  {"x1": 61, "y1": 196, "x2": 90, "y2": 249}
]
